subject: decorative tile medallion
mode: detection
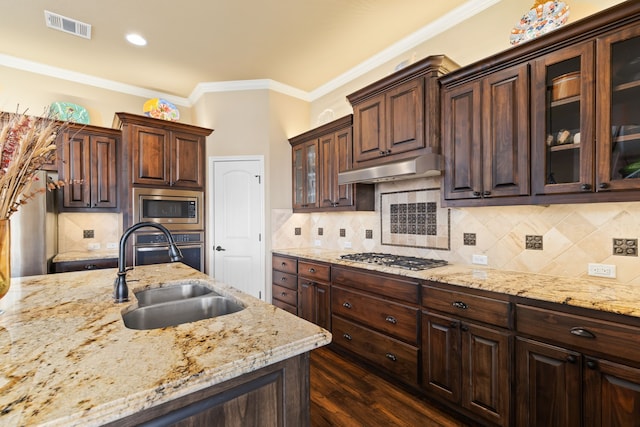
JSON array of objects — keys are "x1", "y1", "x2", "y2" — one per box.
[{"x1": 381, "y1": 188, "x2": 450, "y2": 250}]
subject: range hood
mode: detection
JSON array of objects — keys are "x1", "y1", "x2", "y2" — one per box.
[{"x1": 337, "y1": 153, "x2": 442, "y2": 185}]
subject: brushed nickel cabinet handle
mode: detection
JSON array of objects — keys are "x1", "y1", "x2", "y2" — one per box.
[
  {"x1": 385, "y1": 316, "x2": 397, "y2": 324},
  {"x1": 343, "y1": 333, "x2": 352, "y2": 341},
  {"x1": 342, "y1": 302, "x2": 352, "y2": 309},
  {"x1": 570, "y1": 327, "x2": 595, "y2": 338},
  {"x1": 452, "y1": 301, "x2": 468, "y2": 310},
  {"x1": 308, "y1": 267, "x2": 316, "y2": 273},
  {"x1": 385, "y1": 353, "x2": 397, "y2": 361}
]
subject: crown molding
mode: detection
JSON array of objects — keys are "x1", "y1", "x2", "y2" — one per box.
[{"x1": 0, "y1": 0, "x2": 500, "y2": 106}]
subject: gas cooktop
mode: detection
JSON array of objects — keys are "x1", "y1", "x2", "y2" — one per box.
[{"x1": 339, "y1": 252, "x2": 447, "y2": 271}]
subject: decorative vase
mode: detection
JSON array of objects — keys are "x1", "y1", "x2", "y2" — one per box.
[{"x1": 0, "y1": 219, "x2": 10, "y2": 301}]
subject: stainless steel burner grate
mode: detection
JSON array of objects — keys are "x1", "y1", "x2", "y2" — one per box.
[{"x1": 339, "y1": 252, "x2": 447, "y2": 271}]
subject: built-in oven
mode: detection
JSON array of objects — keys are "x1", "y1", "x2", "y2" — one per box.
[
  {"x1": 133, "y1": 231, "x2": 204, "y2": 272},
  {"x1": 131, "y1": 188, "x2": 203, "y2": 230}
]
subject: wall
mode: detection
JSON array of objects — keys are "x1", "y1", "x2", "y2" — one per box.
[
  {"x1": 272, "y1": 178, "x2": 640, "y2": 284},
  {"x1": 309, "y1": 0, "x2": 626, "y2": 123}
]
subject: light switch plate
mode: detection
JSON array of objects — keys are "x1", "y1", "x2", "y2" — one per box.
[
  {"x1": 588, "y1": 263, "x2": 616, "y2": 278},
  {"x1": 88, "y1": 242, "x2": 101, "y2": 250}
]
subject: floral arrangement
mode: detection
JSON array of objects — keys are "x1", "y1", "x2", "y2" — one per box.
[{"x1": 0, "y1": 111, "x2": 63, "y2": 219}]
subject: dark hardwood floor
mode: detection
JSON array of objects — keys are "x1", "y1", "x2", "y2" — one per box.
[{"x1": 310, "y1": 346, "x2": 472, "y2": 427}]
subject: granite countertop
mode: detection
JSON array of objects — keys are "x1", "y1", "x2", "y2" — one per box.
[
  {"x1": 274, "y1": 248, "x2": 640, "y2": 319},
  {"x1": 52, "y1": 249, "x2": 119, "y2": 263},
  {"x1": 0, "y1": 263, "x2": 331, "y2": 426}
]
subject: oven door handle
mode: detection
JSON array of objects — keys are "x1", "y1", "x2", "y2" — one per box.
[{"x1": 136, "y1": 244, "x2": 201, "y2": 252}]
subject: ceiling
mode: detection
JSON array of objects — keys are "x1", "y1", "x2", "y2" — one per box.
[{"x1": 1, "y1": 0, "x2": 487, "y2": 99}]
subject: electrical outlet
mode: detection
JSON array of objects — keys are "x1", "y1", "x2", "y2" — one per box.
[
  {"x1": 588, "y1": 263, "x2": 616, "y2": 278},
  {"x1": 472, "y1": 254, "x2": 488, "y2": 265},
  {"x1": 344, "y1": 241, "x2": 352, "y2": 249},
  {"x1": 106, "y1": 242, "x2": 118, "y2": 250},
  {"x1": 314, "y1": 240, "x2": 321, "y2": 247},
  {"x1": 88, "y1": 242, "x2": 101, "y2": 250}
]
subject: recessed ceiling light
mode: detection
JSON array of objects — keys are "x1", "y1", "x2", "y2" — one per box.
[{"x1": 126, "y1": 33, "x2": 147, "y2": 46}]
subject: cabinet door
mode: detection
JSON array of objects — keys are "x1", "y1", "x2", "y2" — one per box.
[
  {"x1": 421, "y1": 311, "x2": 461, "y2": 403},
  {"x1": 482, "y1": 63, "x2": 530, "y2": 198},
  {"x1": 291, "y1": 141, "x2": 318, "y2": 210},
  {"x1": 386, "y1": 78, "x2": 425, "y2": 156},
  {"x1": 172, "y1": 131, "x2": 204, "y2": 189},
  {"x1": 315, "y1": 282, "x2": 331, "y2": 331},
  {"x1": 131, "y1": 124, "x2": 171, "y2": 186},
  {"x1": 531, "y1": 42, "x2": 595, "y2": 195},
  {"x1": 334, "y1": 127, "x2": 354, "y2": 207},
  {"x1": 318, "y1": 132, "x2": 336, "y2": 208},
  {"x1": 461, "y1": 322, "x2": 511, "y2": 427},
  {"x1": 596, "y1": 23, "x2": 640, "y2": 192},
  {"x1": 60, "y1": 131, "x2": 90, "y2": 208},
  {"x1": 583, "y1": 358, "x2": 640, "y2": 427},
  {"x1": 515, "y1": 337, "x2": 581, "y2": 427},
  {"x1": 353, "y1": 93, "x2": 386, "y2": 164},
  {"x1": 298, "y1": 278, "x2": 315, "y2": 324},
  {"x1": 90, "y1": 135, "x2": 118, "y2": 208},
  {"x1": 442, "y1": 80, "x2": 483, "y2": 200}
]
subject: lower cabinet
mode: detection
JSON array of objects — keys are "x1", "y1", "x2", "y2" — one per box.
[
  {"x1": 422, "y1": 286, "x2": 512, "y2": 427},
  {"x1": 516, "y1": 304, "x2": 640, "y2": 427},
  {"x1": 271, "y1": 255, "x2": 298, "y2": 315},
  {"x1": 52, "y1": 258, "x2": 118, "y2": 273},
  {"x1": 297, "y1": 260, "x2": 331, "y2": 330}
]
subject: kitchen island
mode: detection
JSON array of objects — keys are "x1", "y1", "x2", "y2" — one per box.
[{"x1": 0, "y1": 263, "x2": 331, "y2": 426}]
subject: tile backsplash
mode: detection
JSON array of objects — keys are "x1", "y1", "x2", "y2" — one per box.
[
  {"x1": 272, "y1": 177, "x2": 640, "y2": 284},
  {"x1": 58, "y1": 213, "x2": 122, "y2": 252}
]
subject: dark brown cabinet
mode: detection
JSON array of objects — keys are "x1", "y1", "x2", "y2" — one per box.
[
  {"x1": 441, "y1": 1, "x2": 640, "y2": 206},
  {"x1": 271, "y1": 255, "x2": 298, "y2": 315},
  {"x1": 58, "y1": 124, "x2": 119, "y2": 211},
  {"x1": 114, "y1": 112, "x2": 212, "y2": 191},
  {"x1": 297, "y1": 260, "x2": 331, "y2": 330},
  {"x1": 331, "y1": 265, "x2": 420, "y2": 385},
  {"x1": 290, "y1": 116, "x2": 373, "y2": 213},
  {"x1": 422, "y1": 285, "x2": 512, "y2": 427},
  {"x1": 52, "y1": 257, "x2": 117, "y2": 273},
  {"x1": 516, "y1": 304, "x2": 640, "y2": 427},
  {"x1": 443, "y1": 63, "x2": 529, "y2": 202},
  {"x1": 347, "y1": 55, "x2": 458, "y2": 168}
]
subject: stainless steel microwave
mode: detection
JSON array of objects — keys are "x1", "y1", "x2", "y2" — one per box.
[{"x1": 132, "y1": 188, "x2": 203, "y2": 230}]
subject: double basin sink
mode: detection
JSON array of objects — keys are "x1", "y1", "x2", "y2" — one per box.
[{"x1": 122, "y1": 282, "x2": 244, "y2": 330}]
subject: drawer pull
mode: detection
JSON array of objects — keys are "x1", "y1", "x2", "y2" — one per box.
[
  {"x1": 342, "y1": 302, "x2": 352, "y2": 309},
  {"x1": 586, "y1": 360, "x2": 598, "y2": 370},
  {"x1": 280, "y1": 277, "x2": 287, "y2": 281},
  {"x1": 343, "y1": 333, "x2": 352, "y2": 341},
  {"x1": 308, "y1": 268, "x2": 316, "y2": 273},
  {"x1": 452, "y1": 301, "x2": 468, "y2": 310},
  {"x1": 570, "y1": 327, "x2": 596, "y2": 339},
  {"x1": 566, "y1": 355, "x2": 577, "y2": 364},
  {"x1": 385, "y1": 353, "x2": 397, "y2": 362},
  {"x1": 385, "y1": 316, "x2": 397, "y2": 324},
  {"x1": 281, "y1": 262, "x2": 287, "y2": 267},
  {"x1": 280, "y1": 292, "x2": 287, "y2": 297}
]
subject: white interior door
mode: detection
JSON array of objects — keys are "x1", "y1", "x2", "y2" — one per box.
[{"x1": 210, "y1": 157, "x2": 265, "y2": 299}]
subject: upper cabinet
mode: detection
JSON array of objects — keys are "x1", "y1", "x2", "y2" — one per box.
[
  {"x1": 289, "y1": 115, "x2": 374, "y2": 213},
  {"x1": 113, "y1": 113, "x2": 213, "y2": 191},
  {"x1": 58, "y1": 124, "x2": 120, "y2": 212},
  {"x1": 347, "y1": 55, "x2": 459, "y2": 168},
  {"x1": 441, "y1": 1, "x2": 640, "y2": 207}
]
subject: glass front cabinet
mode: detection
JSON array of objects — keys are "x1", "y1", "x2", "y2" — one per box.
[
  {"x1": 533, "y1": 22, "x2": 640, "y2": 196},
  {"x1": 292, "y1": 140, "x2": 318, "y2": 210}
]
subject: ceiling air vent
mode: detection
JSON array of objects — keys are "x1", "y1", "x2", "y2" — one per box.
[{"x1": 44, "y1": 10, "x2": 92, "y2": 39}]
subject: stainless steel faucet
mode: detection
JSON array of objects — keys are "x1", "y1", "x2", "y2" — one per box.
[{"x1": 114, "y1": 222, "x2": 183, "y2": 303}]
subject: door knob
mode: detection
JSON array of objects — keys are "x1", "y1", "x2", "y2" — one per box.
[{"x1": 215, "y1": 245, "x2": 226, "y2": 251}]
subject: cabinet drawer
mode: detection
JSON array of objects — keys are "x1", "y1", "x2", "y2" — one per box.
[
  {"x1": 332, "y1": 315, "x2": 418, "y2": 384},
  {"x1": 298, "y1": 260, "x2": 330, "y2": 282},
  {"x1": 52, "y1": 258, "x2": 118, "y2": 273},
  {"x1": 272, "y1": 270, "x2": 297, "y2": 291},
  {"x1": 332, "y1": 266, "x2": 419, "y2": 304},
  {"x1": 272, "y1": 284, "x2": 297, "y2": 307},
  {"x1": 517, "y1": 304, "x2": 640, "y2": 363},
  {"x1": 332, "y1": 285, "x2": 418, "y2": 344},
  {"x1": 422, "y1": 285, "x2": 511, "y2": 328},
  {"x1": 272, "y1": 255, "x2": 297, "y2": 275},
  {"x1": 272, "y1": 297, "x2": 297, "y2": 315}
]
